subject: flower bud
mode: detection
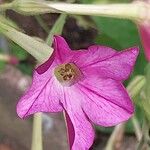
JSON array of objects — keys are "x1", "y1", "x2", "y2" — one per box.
[
  {"x1": 135, "y1": 0, "x2": 150, "y2": 61},
  {"x1": 0, "y1": 54, "x2": 19, "y2": 65}
]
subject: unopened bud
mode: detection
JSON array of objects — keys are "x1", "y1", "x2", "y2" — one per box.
[
  {"x1": 9, "y1": 56, "x2": 19, "y2": 65},
  {"x1": 0, "y1": 54, "x2": 19, "y2": 65},
  {"x1": 135, "y1": 1, "x2": 150, "y2": 61}
]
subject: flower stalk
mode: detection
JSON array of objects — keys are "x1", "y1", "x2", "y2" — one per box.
[
  {"x1": 0, "y1": 2, "x2": 13, "y2": 11},
  {"x1": 140, "y1": 63, "x2": 150, "y2": 123},
  {"x1": 35, "y1": 15, "x2": 49, "y2": 34},
  {"x1": 46, "y1": 14, "x2": 67, "y2": 46},
  {"x1": 31, "y1": 113, "x2": 43, "y2": 150},
  {"x1": 127, "y1": 75, "x2": 146, "y2": 101},
  {"x1": 137, "y1": 118, "x2": 150, "y2": 150},
  {"x1": 0, "y1": 0, "x2": 58, "y2": 15},
  {"x1": 0, "y1": 0, "x2": 149, "y2": 21},
  {"x1": 46, "y1": 3, "x2": 140, "y2": 20},
  {"x1": 131, "y1": 116, "x2": 142, "y2": 141}
]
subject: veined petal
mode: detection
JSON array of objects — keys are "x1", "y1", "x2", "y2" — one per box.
[
  {"x1": 71, "y1": 45, "x2": 116, "y2": 68},
  {"x1": 17, "y1": 62, "x2": 63, "y2": 118},
  {"x1": 53, "y1": 36, "x2": 117, "y2": 65},
  {"x1": 53, "y1": 36, "x2": 138, "y2": 81},
  {"x1": 81, "y1": 47, "x2": 139, "y2": 81},
  {"x1": 77, "y1": 77, "x2": 134, "y2": 126},
  {"x1": 53, "y1": 35, "x2": 94, "y2": 64},
  {"x1": 62, "y1": 87, "x2": 94, "y2": 150}
]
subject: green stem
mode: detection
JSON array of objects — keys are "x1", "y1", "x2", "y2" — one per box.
[
  {"x1": 131, "y1": 116, "x2": 142, "y2": 141},
  {"x1": 35, "y1": 15, "x2": 49, "y2": 34},
  {"x1": 46, "y1": 14, "x2": 67, "y2": 46},
  {"x1": 127, "y1": 75, "x2": 146, "y2": 99},
  {"x1": 137, "y1": 118, "x2": 150, "y2": 150},
  {"x1": 137, "y1": 135, "x2": 145, "y2": 150},
  {"x1": 0, "y1": 3, "x2": 13, "y2": 11},
  {"x1": 0, "y1": 1, "x2": 146, "y2": 21},
  {"x1": 105, "y1": 123, "x2": 125, "y2": 150},
  {"x1": 31, "y1": 113, "x2": 43, "y2": 150},
  {"x1": 47, "y1": 3, "x2": 140, "y2": 20}
]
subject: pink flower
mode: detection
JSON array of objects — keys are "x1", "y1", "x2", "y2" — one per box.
[
  {"x1": 9, "y1": 55, "x2": 19, "y2": 65},
  {"x1": 136, "y1": 0, "x2": 150, "y2": 61},
  {"x1": 138, "y1": 19, "x2": 150, "y2": 61},
  {"x1": 17, "y1": 35, "x2": 139, "y2": 150},
  {"x1": 0, "y1": 54, "x2": 19, "y2": 65}
]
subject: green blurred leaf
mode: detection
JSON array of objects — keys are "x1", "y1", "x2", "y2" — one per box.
[
  {"x1": 95, "y1": 32, "x2": 121, "y2": 49},
  {"x1": 18, "y1": 63, "x2": 33, "y2": 75},
  {"x1": 10, "y1": 42, "x2": 28, "y2": 60},
  {"x1": 46, "y1": 14, "x2": 67, "y2": 46},
  {"x1": 94, "y1": 18, "x2": 139, "y2": 48},
  {"x1": 144, "y1": 63, "x2": 150, "y2": 99},
  {"x1": 126, "y1": 105, "x2": 143, "y2": 133},
  {"x1": 0, "y1": 61, "x2": 5, "y2": 71}
]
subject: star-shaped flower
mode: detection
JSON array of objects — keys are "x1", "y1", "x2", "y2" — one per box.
[{"x1": 17, "y1": 35, "x2": 139, "y2": 150}]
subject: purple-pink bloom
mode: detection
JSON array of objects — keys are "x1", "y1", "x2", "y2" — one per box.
[
  {"x1": 136, "y1": 0, "x2": 150, "y2": 61},
  {"x1": 138, "y1": 20, "x2": 150, "y2": 61},
  {"x1": 17, "y1": 35, "x2": 139, "y2": 150}
]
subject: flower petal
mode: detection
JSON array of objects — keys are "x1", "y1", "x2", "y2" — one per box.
[
  {"x1": 77, "y1": 77, "x2": 134, "y2": 127},
  {"x1": 71, "y1": 45, "x2": 116, "y2": 68},
  {"x1": 81, "y1": 47, "x2": 139, "y2": 81},
  {"x1": 53, "y1": 35, "x2": 73, "y2": 63},
  {"x1": 53, "y1": 36, "x2": 138, "y2": 81},
  {"x1": 62, "y1": 87, "x2": 94, "y2": 150},
  {"x1": 64, "y1": 111, "x2": 75, "y2": 149},
  {"x1": 139, "y1": 24, "x2": 150, "y2": 61},
  {"x1": 36, "y1": 51, "x2": 55, "y2": 74},
  {"x1": 17, "y1": 62, "x2": 63, "y2": 118}
]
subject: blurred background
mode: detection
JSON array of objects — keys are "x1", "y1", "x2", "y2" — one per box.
[{"x1": 0, "y1": 0, "x2": 147, "y2": 149}]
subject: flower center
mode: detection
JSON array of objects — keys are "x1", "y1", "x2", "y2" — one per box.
[{"x1": 54, "y1": 63, "x2": 82, "y2": 86}]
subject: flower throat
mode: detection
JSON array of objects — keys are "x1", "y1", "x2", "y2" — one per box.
[{"x1": 54, "y1": 63, "x2": 82, "y2": 86}]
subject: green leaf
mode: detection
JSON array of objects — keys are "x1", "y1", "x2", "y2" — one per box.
[
  {"x1": 0, "y1": 61, "x2": 5, "y2": 71},
  {"x1": 10, "y1": 42, "x2": 28, "y2": 60},
  {"x1": 95, "y1": 32, "x2": 121, "y2": 49},
  {"x1": 144, "y1": 63, "x2": 150, "y2": 100},
  {"x1": 46, "y1": 14, "x2": 67, "y2": 46},
  {"x1": 0, "y1": 15, "x2": 53, "y2": 63},
  {"x1": 18, "y1": 63, "x2": 33, "y2": 75}
]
